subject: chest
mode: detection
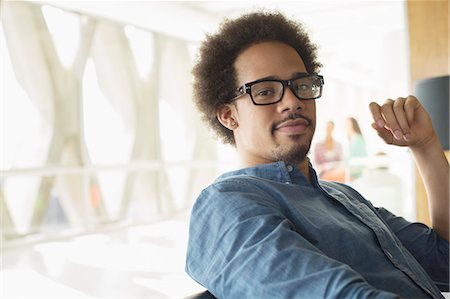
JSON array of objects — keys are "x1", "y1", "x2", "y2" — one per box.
[{"x1": 274, "y1": 184, "x2": 390, "y2": 264}]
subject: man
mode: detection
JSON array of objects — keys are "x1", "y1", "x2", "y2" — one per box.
[{"x1": 186, "y1": 11, "x2": 449, "y2": 298}]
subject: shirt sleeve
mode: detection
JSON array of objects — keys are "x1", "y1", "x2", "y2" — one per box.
[
  {"x1": 376, "y1": 207, "x2": 449, "y2": 292},
  {"x1": 186, "y1": 180, "x2": 399, "y2": 299}
]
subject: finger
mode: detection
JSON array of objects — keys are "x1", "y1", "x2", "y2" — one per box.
[
  {"x1": 404, "y1": 95, "x2": 420, "y2": 125},
  {"x1": 392, "y1": 97, "x2": 411, "y2": 141},
  {"x1": 380, "y1": 99, "x2": 403, "y2": 141},
  {"x1": 369, "y1": 102, "x2": 385, "y2": 128},
  {"x1": 371, "y1": 122, "x2": 394, "y2": 144}
]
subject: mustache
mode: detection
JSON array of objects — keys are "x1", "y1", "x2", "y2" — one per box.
[{"x1": 271, "y1": 113, "x2": 312, "y2": 133}]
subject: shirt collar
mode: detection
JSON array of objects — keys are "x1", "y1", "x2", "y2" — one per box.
[{"x1": 216, "y1": 160, "x2": 319, "y2": 186}]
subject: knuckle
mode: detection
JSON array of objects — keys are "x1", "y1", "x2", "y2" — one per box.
[
  {"x1": 406, "y1": 94, "x2": 417, "y2": 101},
  {"x1": 404, "y1": 98, "x2": 415, "y2": 107},
  {"x1": 383, "y1": 98, "x2": 394, "y2": 105},
  {"x1": 380, "y1": 103, "x2": 392, "y2": 114},
  {"x1": 393, "y1": 101, "x2": 404, "y2": 111}
]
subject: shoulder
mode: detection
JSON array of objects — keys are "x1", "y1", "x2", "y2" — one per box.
[
  {"x1": 195, "y1": 174, "x2": 280, "y2": 211},
  {"x1": 189, "y1": 174, "x2": 295, "y2": 231}
]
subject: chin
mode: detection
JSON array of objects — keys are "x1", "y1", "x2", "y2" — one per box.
[{"x1": 272, "y1": 140, "x2": 312, "y2": 165}]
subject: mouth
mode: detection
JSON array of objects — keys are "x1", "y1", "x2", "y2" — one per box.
[{"x1": 273, "y1": 117, "x2": 310, "y2": 135}]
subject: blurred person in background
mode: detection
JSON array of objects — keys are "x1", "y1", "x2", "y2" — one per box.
[
  {"x1": 313, "y1": 120, "x2": 344, "y2": 181},
  {"x1": 345, "y1": 116, "x2": 368, "y2": 180}
]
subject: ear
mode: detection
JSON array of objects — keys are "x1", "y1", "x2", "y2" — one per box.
[{"x1": 217, "y1": 104, "x2": 238, "y2": 130}]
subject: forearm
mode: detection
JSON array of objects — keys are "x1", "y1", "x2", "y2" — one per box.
[{"x1": 411, "y1": 134, "x2": 450, "y2": 241}]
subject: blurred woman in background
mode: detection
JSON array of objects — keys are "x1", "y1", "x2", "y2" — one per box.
[
  {"x1": 345, "y1": 117, "x2": 368, "y2": 179},
  {"x1": 314, "y1": 121, "x2": 344, "y2": 181}
]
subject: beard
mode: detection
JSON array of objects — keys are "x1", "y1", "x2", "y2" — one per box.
[
  {"x1": 271, "y1": 134, "x2": 312, "y2": 165},
  {"x1": 270, "y1": 113, "x2": 314, "y2": 165}
]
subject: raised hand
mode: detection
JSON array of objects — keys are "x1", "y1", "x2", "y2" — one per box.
[{"x1": 369, "y1": 95, "x2": 437, "y2": 150}]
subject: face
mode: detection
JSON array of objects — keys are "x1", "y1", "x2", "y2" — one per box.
[{"x1": 222, "y1": 41, "x2": 317, "y2": 167}]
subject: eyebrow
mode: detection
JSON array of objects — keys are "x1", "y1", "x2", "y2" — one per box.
[{"x1": 255, "y1": 72, "x2": 310, "y2": 82}]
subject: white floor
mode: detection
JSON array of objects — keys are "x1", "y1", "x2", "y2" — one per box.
[
  {"x1": 1, "y1": 211, "x2": 205, "y2": 299},
  {"x1": 2, "y1": 211, "x2": 448, "y2": 299}
]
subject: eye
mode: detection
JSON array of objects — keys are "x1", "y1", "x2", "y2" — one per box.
[
  {"x1": 296, "y1": 84, "x2": 310, "y2": 92},
  {"x1": 252, "y1": 82, "x2": 278, "y2": 98},
  {"x1": 255, "y1": 88, "x2": 275, "y2": 97}
]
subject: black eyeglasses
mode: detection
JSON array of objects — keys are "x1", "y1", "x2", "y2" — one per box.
[{"x1": 230, "y1": 73, "x2": 324, "y2": 105}]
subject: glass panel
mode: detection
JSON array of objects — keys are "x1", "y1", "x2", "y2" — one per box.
[
  {"x1": 3, "y1": 176, "x2": 40, "y2": 235},
  {"x1": 126, "y1": 170, "x2": 162, "y2": 220},
  {"x1": 41, "y1": 5, "x2": 81, "y2": 69},
  {"x1": 96, "y1": 171, "x2": 127, "y2": 221},
  {"x1": 124, "y1": 25, "x2": 154, "y2": 80},
  {"x1": 40, "y1": 182, "x2": 71, "y2": 234},
  {"x1": 158, "y1": 39, "x2": 194, "y2": 163},
  {"x1": 160, "y1": 99, "x2": 190, "y2": 162},
  {"x1": 0, "y1": 24, "x2": 52, "y2": 170},
  {"x1": 82, "y1": 58, "x2": 134, "y2": 165},
  {"x1": 44, "y1": 174, "x2": 88, "y2": 233}
]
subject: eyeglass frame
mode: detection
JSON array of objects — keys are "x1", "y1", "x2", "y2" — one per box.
[{"x1": 229, "y1": 73, "x2": 325, "y2": 105}]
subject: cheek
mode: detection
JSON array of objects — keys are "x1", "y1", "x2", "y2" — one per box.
[
  {"x1": 306, "y1": 102, "x2": 316, "y2": 124},
  {"x1": 307, "y1": 101, "x2": 316, "y2": 112},
  {"x1": 249, "y1": 110, "x2": 273, "y2": 131},
  {"x1": 239, "y1": 110, "x2": 273, "y2": 141}
]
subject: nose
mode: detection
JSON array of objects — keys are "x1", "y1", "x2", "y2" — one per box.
[{"x1": 277, "y1": 86, "x2": 305, "y2": 113}]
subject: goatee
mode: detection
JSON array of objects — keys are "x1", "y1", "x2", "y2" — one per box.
[{"x1": 272, "y1": 135, "x2": 312, "y2": 165}]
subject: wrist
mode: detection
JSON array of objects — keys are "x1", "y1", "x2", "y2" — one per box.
[{"x1": 410, "y1": 133, "x2": 442, "y2": 156}]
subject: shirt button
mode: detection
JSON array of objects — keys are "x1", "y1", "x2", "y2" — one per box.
[{"x1": 286, "y1": 165, "x2": 293, "y2": 172}]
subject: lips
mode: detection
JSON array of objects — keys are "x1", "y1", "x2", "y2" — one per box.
[{"x1": 274, "y1": 118, "x2": 310, "y2": 135}]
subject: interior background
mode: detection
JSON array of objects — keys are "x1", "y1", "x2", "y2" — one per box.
[{"x1": 1, "y1": 1, "x2": 447, "y2": 298}]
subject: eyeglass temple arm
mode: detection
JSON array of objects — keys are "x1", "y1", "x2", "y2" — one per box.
[{"x1": 229, "y1": 85, "x2": 247, "y2": 102}]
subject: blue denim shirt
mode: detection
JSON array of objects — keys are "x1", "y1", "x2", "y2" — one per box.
[{"x1": 186, "y1": 161, "x2": 449, "y2": 298}]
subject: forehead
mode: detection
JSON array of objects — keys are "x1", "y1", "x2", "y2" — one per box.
[{"x1": 234, "y1": 41, "x2": 307, "y2": 84}]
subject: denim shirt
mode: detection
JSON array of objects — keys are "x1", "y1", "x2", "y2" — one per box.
[{"x1": 186, "y1": 161, "x2": 449, "y2": 298}]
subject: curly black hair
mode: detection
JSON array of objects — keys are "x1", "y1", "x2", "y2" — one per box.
[{"x1": 192, "y1": 11, "x2": 322, "y2": 146}]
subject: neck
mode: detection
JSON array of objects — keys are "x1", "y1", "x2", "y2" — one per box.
[
  {"x1": 238, "y1": 155, "x2": 312, "y2": 183},
  {"x1": 296, "y1": 158, "x2": 311, "y2": 182}
]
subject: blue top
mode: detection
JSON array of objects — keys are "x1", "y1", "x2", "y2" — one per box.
[{"x1": 186, "y1": 161, "x2": 449, "y2": 298}]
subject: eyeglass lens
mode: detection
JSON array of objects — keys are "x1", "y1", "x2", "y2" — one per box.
[{"x1": 251, "y1": 76, "x2": 322, "y2": 104}]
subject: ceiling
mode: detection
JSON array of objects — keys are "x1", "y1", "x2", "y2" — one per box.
[
  {"x1": 36, "y1": 1, "x2": 407, "y2": 43},
  {"x1": 34, "y1": 0, "x2": 408, "y2": 87}
]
